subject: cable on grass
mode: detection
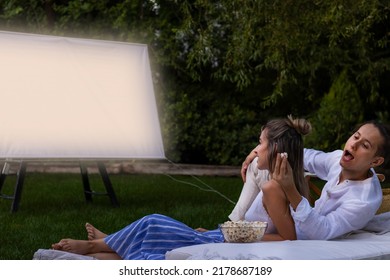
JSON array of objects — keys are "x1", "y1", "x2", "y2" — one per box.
[{"x1": 164, "y1": 158, "x2": 236, "y2": 205}]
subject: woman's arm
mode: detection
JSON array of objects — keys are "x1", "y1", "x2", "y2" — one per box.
[{"x1": 261, "y1": 178, "x2": 297, "y2": 240}]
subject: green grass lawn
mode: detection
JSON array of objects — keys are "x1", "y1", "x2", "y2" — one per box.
[
  {"x1": 1, "y1": 172, "x2": 387, "y2": 260},
  {"x1": 0, "y1": 172, "x2": 243, "y2": 260}
]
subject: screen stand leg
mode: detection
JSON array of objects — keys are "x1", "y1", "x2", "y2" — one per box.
[
  {"x1": 11, "y1": 161, "x2": 27, "y2": 213},
  {"x1": 0, "y1": 162, "x2": 8, "y2": 195},
  {"x1": 0, "y1": 161, "x2": 120, "y2": 212},
  {"x1": 79, "y1": 161, "x2": 119, "y2": 207},
  {"x1": 97, "y1": 161, "x2": 120, "y2": 207},
  {"x1": 0, "y1": 161, "x2": 27, "y2": 213},
  {"x1": 80, "y1": 162, "x2": 93, "y2": 203}
]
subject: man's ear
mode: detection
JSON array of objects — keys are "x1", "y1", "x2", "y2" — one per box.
[{"x1": 371, "y1": 156, "x2": 384, "y2": 168}]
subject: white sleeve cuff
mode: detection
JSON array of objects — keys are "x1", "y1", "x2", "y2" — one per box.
[{"x1": 290, "y1": 197, "x2": 312, "y2": 222}]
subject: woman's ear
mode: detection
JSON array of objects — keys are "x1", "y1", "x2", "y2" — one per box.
[{"x1": 371, "y1": 156, "x2": 384, "y2": 168}]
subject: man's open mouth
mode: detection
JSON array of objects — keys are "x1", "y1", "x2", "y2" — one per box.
[{"x1": 343, "y1": 150, "x2": 354, "y2": 161}]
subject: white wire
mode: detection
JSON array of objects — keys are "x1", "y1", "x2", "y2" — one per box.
[{"x1": 164, "y1": 158, "x2": 236, "y2": 205}]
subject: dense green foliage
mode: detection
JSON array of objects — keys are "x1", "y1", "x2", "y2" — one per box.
[
  {"x1": 305, "y1": 70, "x2": 364, "y2": 151},
  {"x1": 1, "y1": 0, "x2": 389, "y2": 164}
]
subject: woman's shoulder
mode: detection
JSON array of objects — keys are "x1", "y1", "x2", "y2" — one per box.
[{"x1": 262, "y1": 179, "x2": 283, "y2": 192}]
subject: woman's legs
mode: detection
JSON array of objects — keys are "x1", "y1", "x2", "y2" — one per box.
[
  {"x1": 53, "y1": 214, "x2": 224, "y2": 260},
  {"x1": 86, "y1": 223, "x2": 107, "y2": 240},
  {"x1": 52, "y1": 237, "x2": 122, "y2": 259},
  {"x1": 52, "y1": 238, "x2": 112, "y2": 255},
  {"x1": 51, "y1": 223, "x2": 122, "y2": 259},
  {"x1": 104, "y1": 214, "x2": 224, "y2": 260}
]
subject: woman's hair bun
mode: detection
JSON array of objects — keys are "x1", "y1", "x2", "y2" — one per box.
[{"x1": 287, "y1": 115, "x2": 312, "y2": 136}]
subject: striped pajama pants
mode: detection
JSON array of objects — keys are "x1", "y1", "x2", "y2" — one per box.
[{"x1": 104, "y1": 214, "x2": 224, "y2": 260}]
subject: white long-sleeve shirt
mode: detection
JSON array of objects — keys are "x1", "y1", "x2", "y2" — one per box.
[
  {"x1": 293, "y1": 148, "x2": 383, "y2": 240},
  {"x1": 228, "y1": 158, "x2": 269, "y2": 222},
  {"x1": 228, "y1": 158, "x2": 277, "y2": 234}
]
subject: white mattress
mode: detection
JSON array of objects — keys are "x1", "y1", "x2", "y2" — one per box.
[
  {"x1": 166, "y1": 212, "x2": 390, "y2": 260},
  {"x1": 32, "y1": 213, "x2": 390, "y2": 260}
]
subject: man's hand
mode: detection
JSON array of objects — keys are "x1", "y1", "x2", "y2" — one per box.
[
  {"x1": 272, "y1": 153, "x2": 293, "y2": 188},
  {"x1": 272, "y1": 153, "x2": 302, "y2": 210},
  {"x1": 241, "y1": 147, "x2": 258, "y2": 182}
]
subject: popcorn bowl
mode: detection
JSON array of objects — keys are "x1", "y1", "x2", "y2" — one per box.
[{"x1": 220, "y1": 220, "x2": 268, "y2": 243}]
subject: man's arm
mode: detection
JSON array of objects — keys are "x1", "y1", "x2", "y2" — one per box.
[{"x1": 241, "y1": 146, "x2": 258, "y2": 182}]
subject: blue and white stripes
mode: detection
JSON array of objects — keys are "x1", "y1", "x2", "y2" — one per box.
[{"x1": 104, "y1": 214, "x2": 224, "y2": 260}]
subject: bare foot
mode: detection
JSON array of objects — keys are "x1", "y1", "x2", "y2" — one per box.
[
  {"x1": 86, "y1": 223, "x2": 107, "y2": 240},
  {"x1": 51, "y1": 242, "x2": 63, "y2": 250},
  {"x1": 52, "y1": 239, "x2": 91, "y2": 255}
]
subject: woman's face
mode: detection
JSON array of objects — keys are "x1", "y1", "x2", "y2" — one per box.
[
  {"x1": 340, "y1": 123, "x2": 384, "y2": 178},
  {"x1": 255, "y1": 128, "x2": 271, "y2": 170}
]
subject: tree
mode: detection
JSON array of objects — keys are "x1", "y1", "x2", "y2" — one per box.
[
  {"x1": 305, "y1": 70, "x2": 364, "y2": 151},
  {"x1": 1, "y1": 0, "x2": 389, "y2": 164}
]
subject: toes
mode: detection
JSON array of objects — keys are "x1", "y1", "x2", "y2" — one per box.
[
  {"x1": 57, "y1": 239, "x2": 72, "y2": 252},
  {"x1": 51, "y1": 243, "x2": 62, "y2": 250}
]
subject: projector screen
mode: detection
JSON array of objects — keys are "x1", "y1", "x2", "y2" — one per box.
[{"x1": 0, "y1": 31, "x2": 165, "y2": 160}]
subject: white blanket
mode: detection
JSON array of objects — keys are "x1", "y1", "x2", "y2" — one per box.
[
  {"x1": 361, "y1": 211, "x2": 390, "y2": 234},
  {"x1": 32, "y1": 213, "x2": 390, "y2": 260},
  {"x1": 166, "y1": 212, "x2": 390, "y2": 260},
  {"x1": 33, "y1": 249, "x2": 96, "y2": 260}
]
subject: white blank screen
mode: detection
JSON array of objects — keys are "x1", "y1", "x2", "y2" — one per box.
[{"x1": 0, "y1": 31, "x2": 165, "y2": 159}]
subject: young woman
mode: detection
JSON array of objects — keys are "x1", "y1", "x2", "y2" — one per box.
[
  {"x1": 229, "y1": 116, "x2": 311, "y2": 241},
  {"x1": 51, "y1": 116, "x2": 311, "y2": 259},
  {"x1": 239, "y1": 120, "x2": 390, "y2": 240}
]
